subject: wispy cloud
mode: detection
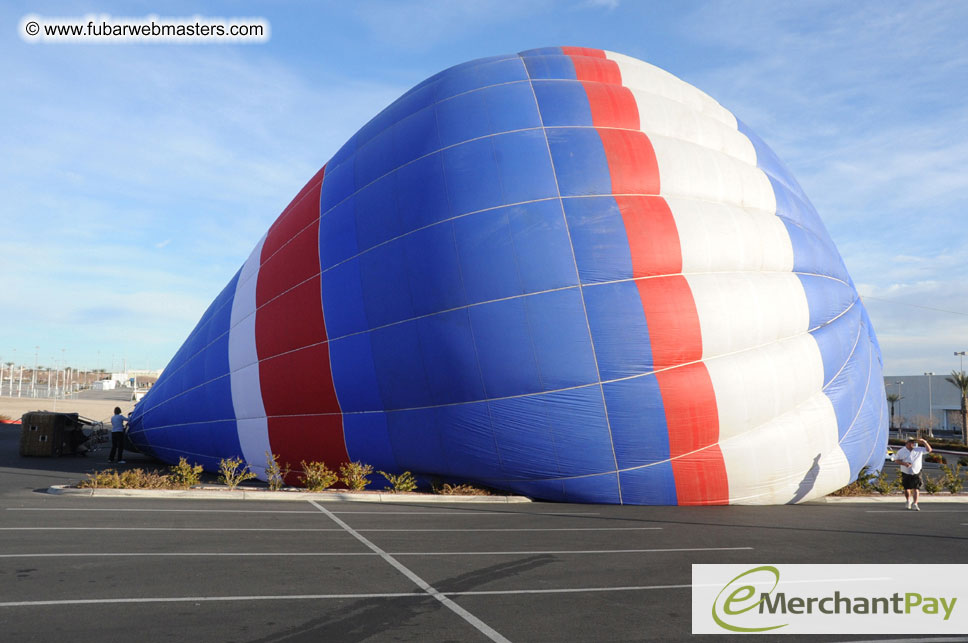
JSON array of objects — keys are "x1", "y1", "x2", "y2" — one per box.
[
  {"x1": 1, "y1": 37, "x2": 406, "y2": 366},
  {"x1": 582, "y1": 0, "x2": 621, "y2": 10},
  {"x1": 351, "y1": 0, "x2": 552, "y2": 50},
  {"x1": 678, "y1": 0, "x2": 968, "y2": 374}
]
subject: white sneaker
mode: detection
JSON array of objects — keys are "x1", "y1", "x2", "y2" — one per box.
[
  {"x1": 906, "y1": 499, "x2": 912, "y2": 509},
  {"x1": 913, "y1": 504, "x2": 920, "y2": 511}
]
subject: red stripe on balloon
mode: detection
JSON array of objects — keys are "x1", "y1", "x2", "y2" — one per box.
[
  {"x1": 655, "y1": 364, "x2": 729, "y2": 505},
  {"x1": 635, "y1": 277, "x2": 702, "y2": 373},
  {"x1": 571, "y1": 59, "x2": 730, "y2": 505},
  {"x1": 597, "y1": 130, "x2": 660, "y2": 195},
  {"x1": 564, "y1": 48, "x2": 622, "y2": 85},
  {"x1": 560, "y1": 46, "x2": 606, "y2": 58},
  {"x1": 580, "y1": 82, "x2": 639, "y2": 130},
  {"x1": 255, "y1": 166, "x2": 350, "y2": 474},
  {"x1": 614, "y1": 196, "x2": 681, "y2": 278},
  {"x1": 636, "y1": 278, "x2": 728, "y2": 504}
]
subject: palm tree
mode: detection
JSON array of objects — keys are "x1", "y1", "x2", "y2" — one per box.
[
  {"x1": 945, "y1": 370, "x2": 968, "y2": 446},
  {"x1": 886, "y1": 392, "x2": 901, "y2": 430}
]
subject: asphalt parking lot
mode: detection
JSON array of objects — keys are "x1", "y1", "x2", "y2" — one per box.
[{"x1": 2, "y1": 426, "x2": 967, "y2": 642}]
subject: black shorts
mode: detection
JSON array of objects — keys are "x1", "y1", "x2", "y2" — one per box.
[{"x1": 901, "y1": 473, "x2": 922, "y2": 490}]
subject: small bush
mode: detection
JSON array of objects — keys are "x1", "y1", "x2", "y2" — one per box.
[
  {"x1": 434, "y1": 482, "x2": 492, "y2": 496},
  {"x1": 78, "y1": 469, "x2": 120, "y2": 489},
  {"x1": 872, "y1": 470, "x2": 902, "y2": 495},
  {"x1": 379, "y1": 470, "x2": 417, "y2": 493},
  {"x1": 958, "y1": 456, "x2": 968, "y2": 467},
  {"x1": 265, "y1": 452, "x2": 286, "y2": 491},
  {"x1": 925, "y1": 452, "x2": 945, "y2": 464},
  {"x1": 169, "y1": 457, "x2": 203, "y2": 488},
  {"x1": 300, "y1": 460, "x2": 338, "y2": 491},
  {"x1": 218, "y1": 457, "x2": 257, "y2": 490},
  {"x1": 339, "y1": 461, "x2": 374, "y2": 491},
  {"x1": 940, "y1": 463, "x2": 964, "y2": 494},
  {"x1": 120, "y1": 468, "x2": 169, "y2": 489},
  {"x1": 922, "y1": 473, "x2": 943, "y2": 494},
  {"x1": 830, "y1": 466, "x2": 879, "y2": 496},
  {"x1": 80, "y1": 468, "x2": 173, "y2": 489}
]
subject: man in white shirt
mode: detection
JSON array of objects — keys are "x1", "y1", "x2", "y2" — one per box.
[{"x1": 896, "y1": 436, "x2": 932, "y2": 511}]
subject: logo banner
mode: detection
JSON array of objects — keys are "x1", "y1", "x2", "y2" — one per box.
[{"x1": 693, "y1": 564, "x2": 967, "y2": 634}]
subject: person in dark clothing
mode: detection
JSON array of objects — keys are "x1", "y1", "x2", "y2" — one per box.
[{"x1": 108, "y1": 407, "x2": 128, "y2": 464}]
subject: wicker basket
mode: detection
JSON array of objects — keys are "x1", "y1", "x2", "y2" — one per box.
[{"x1": 19, "y1": 412, "x2": 81, "y2": 457}]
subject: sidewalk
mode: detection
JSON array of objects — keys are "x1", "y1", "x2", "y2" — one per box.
[
  {"x1": 820, "y1": 494, "x2": 968, "y2": 503},
  {"x1": 48, "y1": 484, "x2": 532, "y2": 503}
]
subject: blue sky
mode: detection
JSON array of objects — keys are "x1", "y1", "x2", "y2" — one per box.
[{"x1": 1, "y1": 0, "x2": 966, "y2": 376}]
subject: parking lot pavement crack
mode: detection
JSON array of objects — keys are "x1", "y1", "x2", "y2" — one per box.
[{"x1": 308, "y1": 500, "x2": 511, "y2": 643}]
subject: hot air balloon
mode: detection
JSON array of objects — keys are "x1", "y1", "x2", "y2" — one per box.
[{"x1": 128, "y1": 47, "x2": 888, "y2": 504}]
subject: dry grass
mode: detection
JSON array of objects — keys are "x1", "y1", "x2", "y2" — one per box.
[
  {"x1": 379, "y1": 470, "x2": 417, "y2": 493},
  {"x1": 217, "y1": 457, "x2": 257, "y2": 490},
  {"x1": 434, "y1": 482, "x2": 493, "y2": 496},
  {"x1": 300, "y1": 460, "x2": 338, "y2": 491},
  {"x1": 339, "y1": 461, "x2": 374, "y2": 491},
  {"x1": 78, "y1": 468, "x2": 169, "y2": 489},
  {"x1": 168, "y1": 457, "x2": 203, "y2": 488}
]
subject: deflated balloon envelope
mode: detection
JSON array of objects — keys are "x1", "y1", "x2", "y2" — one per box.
[{"x1": 128, "y1": 47, "x2": 888, "y2": 505}]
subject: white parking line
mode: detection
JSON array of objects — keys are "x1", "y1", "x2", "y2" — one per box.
[
  {"x1": 0, "y1": 527, "x2": 343, "y2": 531},
  {"x1": 866, "y1": 510, "x2": 968, "y2": 513},
  {"x1": 360, "y1": 527, "x2": 663, "y2": 532},
  {"x1": 0, "y1": 526, "x2": 659, "y2": 532},
  {"x1": 0, "y1": 552, "x2": 374, "y2": 558},
  {"x1": 830, "y1": 638, "x2": 968, "y2": 643},
  {"x1": 0, "y1": 593, "x2": 424, "y2": 608},
  {"x1": 0, "y1": 546, "x2": 747, "y2": 559},
  {"x1": 309, "y1": 499, "x2": 512, "y2": 643},
  {"x1": 6, "y1": 508, "x2": 318, "y2": 514},
  {"x1": 393, "y1": 547, "x2": 752, "y2": 555},
  {"x1": 331, "y1": 511, "x2": 602, "y2": 516},
  {"x1": 448, "y1": 584, "x2": 691, "y2": 595},
  {"x1": 0, "y1": 584, "x2": 694, "y2": 608},
  {"x1": 5, "y1": 508, "x2": 601, "y2": 516}
]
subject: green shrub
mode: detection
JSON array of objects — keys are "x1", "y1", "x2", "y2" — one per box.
[
  {"x1": 300, "y1": 460, "x2": 338, "y2": 491},
  {"x1": 940, "y1": 463, "x2": 964, "y2": 494},
  {"x1": 379, "y1": 470, "x2": 417, "y2": 493},
  {"x1": 78, "y1": 469, "x2": 120, "y2": 489},
  {"x1": 922, "y1": 473, "x2": 943, "y2": 494},
  {"x1": 830, "y1": 466, "x2": 879, "y2": 496},
  {"x1": 169, "y1": 457, "x2": 203, "y2": 488},
  {"x1": 80, "y1": 468, "x2": 172, "y2": 489},
  {"x1": 434, "y1": 482, "x2": 492, "y2": 496},
  {"x1": 218, "y1": 457, "x2": 257, "y2": 490},
  {"x1": 925, "y1": 452, "x2": 945, "y2": 464},
  {"x1": 120, "y1": 468, "x2": 169, "y2": 489},
  {"x1": 871, "y1": 470, "x2": 897, "y2": 495},
  {"x1": 958, "y1": 456, "x2": 968, "y2": 467},
  {"x1": 265, "y1": 452, "x2": 286, "y2": 491},
  {"x1": 339, "y1": 461, "x2": 374, "y2": 491}
]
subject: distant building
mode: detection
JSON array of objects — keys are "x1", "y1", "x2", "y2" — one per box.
[{"x1": 882, "y1": 374, "x2": 964, "y2": 434}]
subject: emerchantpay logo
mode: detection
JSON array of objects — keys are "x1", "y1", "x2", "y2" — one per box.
[{"x1": 693, "y1": 564, "x2": 967, "y2": 635}]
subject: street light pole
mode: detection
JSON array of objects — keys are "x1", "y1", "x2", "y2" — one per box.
[
  {"x1": 894, "y1": 380, "x2": 904, "y2": 432},
  {"x1": 924, "y1": 372, "x2": 934, "y2": 437},
  {"x1": 956, "y1": 351, "x2": 966, "y2": 374}
]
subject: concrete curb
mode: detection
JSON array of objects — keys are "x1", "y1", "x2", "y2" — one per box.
[
  {"x1": 820, "y1": 494, "x2": 968, "y2": 503},
  {"x1": 47, "y1": 485, "x2": 532, "y2": 503}
]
